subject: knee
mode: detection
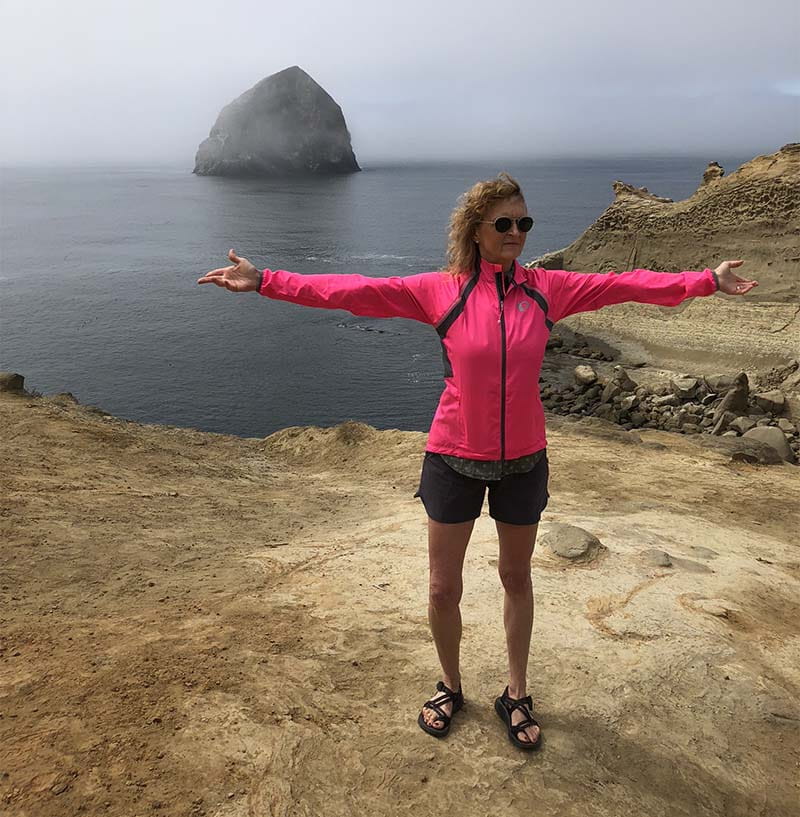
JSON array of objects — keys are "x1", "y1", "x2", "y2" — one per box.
[
  {"x1": 498, "y1": 566, "x2": 532, "y2": 596},
  {"x1": 429, "y1": 580, "x2": 462, "y2": 610}
]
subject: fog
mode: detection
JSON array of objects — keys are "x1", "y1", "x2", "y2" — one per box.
[{"x1": 1, "y1": 0, "x2": 798, "y2": 166}]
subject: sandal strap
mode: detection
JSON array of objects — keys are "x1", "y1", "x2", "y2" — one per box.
[
  {"x1": 501, "y1": 687, "x2": 534, "y2": 713},
  {"x1": 421, "y1": 679, "x2": 463, "y2": 724},
  {"x1": 426, "y1": 693, "x2": 454, "y2": 710},
  {"x1": 428, "y1": 681, "x2": 462, "y2": 708},
  {"x1": 510, "y1": 716, "x2": 540, "y2": 735},
  {"x1": 436, "y1": 680, "x2": 462, "y2": 698},
  {"x1": 421, "y1": 700, "x2": 451, "y2": 723}
]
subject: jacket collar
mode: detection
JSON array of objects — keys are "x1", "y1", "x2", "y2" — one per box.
[{"x1": 477, "y1": 256, "x2": 522, "y2": 286}]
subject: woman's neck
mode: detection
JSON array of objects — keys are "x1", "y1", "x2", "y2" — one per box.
[{"x1": 480, "y1": 255, "x2": 514, "y2": 274}]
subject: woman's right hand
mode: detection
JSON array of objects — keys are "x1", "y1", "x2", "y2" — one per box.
[{"x1": 197, "y1": 249, "x2": 261, "y2": 292}]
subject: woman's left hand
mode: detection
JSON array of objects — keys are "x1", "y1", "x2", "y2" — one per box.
[{"x1": 714, "y1": 260, "x2": 758, "y2": 295}]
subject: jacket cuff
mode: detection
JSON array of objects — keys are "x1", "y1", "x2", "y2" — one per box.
[
  {"x1": 684, "y1": 269, "x2": 718, "y2": 298},
  {"x1": 256, "y1": 269, "x2": 266, "y2": 295}
]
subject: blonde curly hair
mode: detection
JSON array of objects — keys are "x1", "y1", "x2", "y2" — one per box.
[{"x1": 446, "y1": 172, "x2": 524, "y2": 276}]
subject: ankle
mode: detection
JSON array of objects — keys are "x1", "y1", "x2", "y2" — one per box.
[
  {"x1": 442, "y1": 674, "x2": 461, "y2": 691},
  {"x1": 507, "y1": 682, "x2": 526, "y2": 699}
]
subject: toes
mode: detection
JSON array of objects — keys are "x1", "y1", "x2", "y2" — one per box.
[
  {"x1": 423, "y1": 708, "x2": 442, "y2": 729},
  {"x1": 422, "y1": 704, "x2": 450, "y2": 730}
]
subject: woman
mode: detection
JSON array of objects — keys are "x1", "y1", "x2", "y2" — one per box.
[{"x1": 198, "y1": 173, "x2": 757, "y2": 750}]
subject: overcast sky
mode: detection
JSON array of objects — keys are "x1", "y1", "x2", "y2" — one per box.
[{"x1": 1, "y1": 0, "x2": 798, "y2": 165}]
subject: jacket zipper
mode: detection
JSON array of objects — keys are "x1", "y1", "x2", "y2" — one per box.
[{"x1": 495, "y1": 270, "x2": 508, "y2": 465}]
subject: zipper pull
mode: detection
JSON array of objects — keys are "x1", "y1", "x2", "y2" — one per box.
[{"x1": 498, "y1": 298, "x2": 504, "y2": 323}]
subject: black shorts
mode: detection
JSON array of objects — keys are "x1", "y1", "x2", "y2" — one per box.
[{"x1": 413, "y1": 451, "x2": 550, "y2": 525}]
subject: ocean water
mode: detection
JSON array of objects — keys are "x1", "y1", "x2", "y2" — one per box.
[{"x1": 0, "y1": 156, "x2": 752, "y2": 438}]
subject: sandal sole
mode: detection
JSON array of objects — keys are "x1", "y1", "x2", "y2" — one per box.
[{"x1": 494, "y1": 698, "x2": 542, "y2": 751}]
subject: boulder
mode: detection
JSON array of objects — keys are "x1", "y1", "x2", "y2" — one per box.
[
  {"x1": 729, "y1": 416, "x2": 756, "y2": 434},
  {"x1": 705, "y1": 374, "x2": 735, "y2": 393},
  {"x1": 753, "y1": 390, "x2": 786, "y2": 415},
  {"x1": 777, "y1": 418, "x2": 797, "y2": 434},
  {"x1": 611, "y1": 365, "x2": 638, "y2": 392},
  {"x1": 601, "y1": 383, "x2": 622, "y2": 404},
  {"x1": 711, "y1": 373, "x2": 750, "y2": 433},
  {"x1": 194, "y1": 66, "x2": 360, "y2": 177},
  {"x1": 671, "y1": 375, "x2": 700, "y2": 400},
  {"x1": 0, "y1": 372, "x2": 25, "y2": 393},
  {"x1": 653, "y1": 394, "x2": 680, "y2": 408},
  {"x1": 694, "y1": 435, "x2": 785, "y2": 465},
  {"x1": 743, "y1": 427, "x2": 796, "y2": 462},
  {"x1": 541, "y1": 524, "x2": 605, "y2": 562},
  {"x1": 574, "y1": 365, "x2": 598, "y2": 386}
]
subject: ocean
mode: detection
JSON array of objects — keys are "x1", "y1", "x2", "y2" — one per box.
[{"x1": 0, "y1": 156, "x2": 752, "y2": 438}]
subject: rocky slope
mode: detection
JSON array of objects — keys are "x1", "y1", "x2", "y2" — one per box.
[
  {"x1": 2, "y1": 380, "x2": 799, "y2": 817},
  {"x1": 528, "y1": 143, "x2": 800, "y2": 303},
  {"x1": 194, "y1": 66, "x2": 360, "y2": 177},
  {"x1": 536, "y1": 343, "x2": 800, "y2": 464}
]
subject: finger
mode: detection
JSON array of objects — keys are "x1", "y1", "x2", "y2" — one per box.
[
  {"x1": 728, "y1": 259, "x2": 744, "y2": 268},
  {"x1": 228, "y1": 248, "x2": 242, "y2": 264},
  {"x1": 197, "y1": 276, "x2": 224, "y2": 286}
]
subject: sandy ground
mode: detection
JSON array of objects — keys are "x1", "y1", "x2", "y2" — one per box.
[{"x1": 1, "y1": 388, "x2": 799, "y2": 817}]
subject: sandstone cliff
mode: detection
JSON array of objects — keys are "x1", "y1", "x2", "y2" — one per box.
[
  {"x1": 194, "y1": 66, "x2": 360, "y2": 177},
  {"x1": 529, "y1": 143, "x2": 800, "y2": 303},
  {"x1": 527, "y1": 144, "x2": 800, "y2": 375}
]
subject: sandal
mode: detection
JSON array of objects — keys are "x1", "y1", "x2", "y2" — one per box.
[
  {"x1": 417, "y1": 680, "x2": 464, "y2": 738},
  {"x1": 494, "y1": 686, "x2": 542, "y2": 750}
]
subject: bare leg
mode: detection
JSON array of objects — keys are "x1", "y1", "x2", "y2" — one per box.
[
  {"x1": 421, "y1": 516, "x2": 474, "y2": 729},
  {"x1": 496, "y1": 520, "x2": 539, "y2": 744}
]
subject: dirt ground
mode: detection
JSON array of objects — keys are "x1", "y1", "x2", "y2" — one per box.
[{"x1": 1, "y1": 386, "x2": 799, "y2": 817}]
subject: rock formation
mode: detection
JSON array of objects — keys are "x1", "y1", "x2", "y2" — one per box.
[
  {"x1": 194, "y1": 66, "x2": 360, "y2": 177},
  {"x1": 528, "y1": 143, "x2": 800, "y2": 302}
]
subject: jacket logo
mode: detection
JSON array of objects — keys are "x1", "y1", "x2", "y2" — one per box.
[{"x1": 517, "y1": 300, "x2": 531, "y2": 312}]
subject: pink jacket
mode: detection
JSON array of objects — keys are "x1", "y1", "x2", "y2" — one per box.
[{"x1": 258, "y1": 259, "x2": 719, "y2": 460}]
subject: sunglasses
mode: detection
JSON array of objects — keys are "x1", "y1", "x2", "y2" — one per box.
[{"x1": 479, "y1": 216, "x2": 534, "y2": 233}]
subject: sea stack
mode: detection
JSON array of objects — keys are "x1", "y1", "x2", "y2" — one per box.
[{"x1": 193, "y1": 66, "x2": 360, "y2": 177}]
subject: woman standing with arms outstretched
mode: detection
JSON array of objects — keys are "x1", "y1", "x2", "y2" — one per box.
[{"x1": 198, "y1": 173, "x2": 756, "y2": 750}]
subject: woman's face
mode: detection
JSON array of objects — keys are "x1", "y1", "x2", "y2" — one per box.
[{"x1": 474, "y1": 195, "x2": 529, "y2": 269}]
